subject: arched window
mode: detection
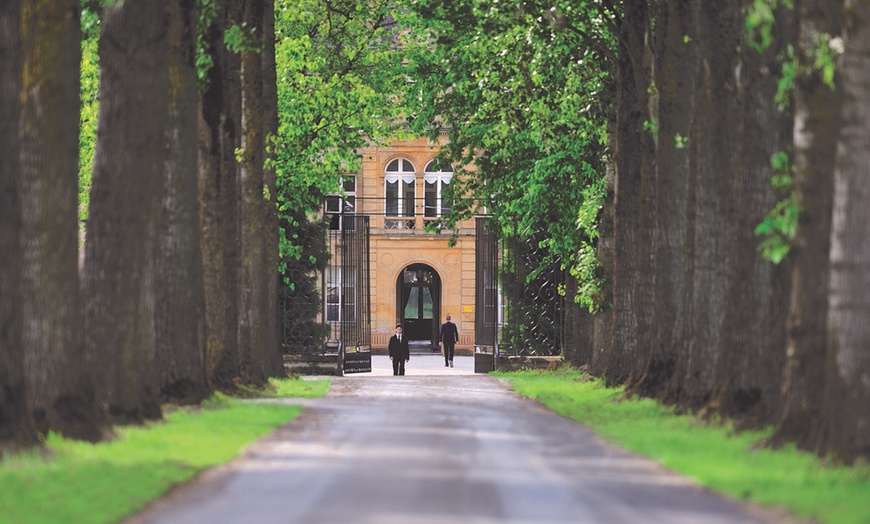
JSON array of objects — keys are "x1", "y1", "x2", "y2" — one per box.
[
  {"x1": 424, "y1": 160, "x2": 453, "y2": 221},
  {"x1": 385, "y1": 158, "x2": 416, "y2": 229}
]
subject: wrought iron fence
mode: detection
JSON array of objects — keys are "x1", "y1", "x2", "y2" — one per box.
[
  {"x1": 501, "y1": 231, "x2": 565, "y2": 356},
  {"x1": 475, "y1": 217, "x2": 499, "y2": 349},
  {"x1": 324, "y1": 215, "x2": 371, "y2": 352},
  {"x1": 280, "y1": 215, "x2": 371, "y2": 354}
]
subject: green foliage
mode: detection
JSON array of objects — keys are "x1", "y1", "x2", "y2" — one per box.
[
  {"x1": 0, "y1": 379, "x2": 329, "y2": 524},
  {"x1": 195, "y1": 0, "x2": 219, "y2": 92},
  {"x1": 224, "y1": 22, "x2": 263, "y2": 54},
  {"x1": 78, "y1": 22, "x2": 100, "y2": 244},
  {"x1": 811, "y1": 32, "x2": 843, "y2": 89},
  {"x1": 80, "y1": 1, "x2": 102, "y2": 40},
  {"x1": 756, "y1": 150, "x2": 797, "y2": 264},
  {"x1": 746, "y1": 0, "x2": 793, "y2": 53},
  {"x1": 273, "y1": 0, "x2": 416, "y2": 270},
  {"x1": 401, "y1": 0, "x2": 615, "y2": 308},
  {"x1": 497, "y1": 368, "x2": 870, "y2": 524},
  {"x1": 572, "y1": 179, "x2": 606, "y2": 312},
  {"x1": 643, "y1": 119, "x2": 659, "y2": 139},
  {"x1": 776, "y1": 44, "x2": 797, "y2": 112}
]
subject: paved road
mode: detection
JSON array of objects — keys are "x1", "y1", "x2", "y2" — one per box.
[{"x1": 128, "y1": 355, "x2": 780, "y2": 524}]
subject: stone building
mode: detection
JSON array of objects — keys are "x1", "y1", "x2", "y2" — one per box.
[{"x1": 324, "y1": 132, "x2": 479, "y2": 353}]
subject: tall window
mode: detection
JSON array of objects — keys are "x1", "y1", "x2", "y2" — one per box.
[
  {"x1": 423, "y1": 160, "x2": 453, "y2": 221},
  {"x1": 385, "y1": 158, "x2": 415, "y2": 229},
  {"x1": 326, "y1": 176, "x2": 356, "y2": 231},
  {"x1": 325, "y1": 266, "x2": 356, "y2": 323}
]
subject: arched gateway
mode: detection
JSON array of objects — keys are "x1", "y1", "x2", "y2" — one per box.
[{"x1": 396, "y1": 263, "x2": 441, "y2": 348}]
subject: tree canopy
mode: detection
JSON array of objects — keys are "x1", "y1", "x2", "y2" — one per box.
[{"x1": 400, "y1": 0, "x2": 614, "y2": 309}]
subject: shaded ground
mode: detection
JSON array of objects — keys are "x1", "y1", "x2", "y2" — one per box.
[{"x1": 127, "y1": 355, "x2": 788, "y2": 524}]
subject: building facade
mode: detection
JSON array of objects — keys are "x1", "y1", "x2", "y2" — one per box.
[{"x1": 326, "y1": 132, "x2": 478, "y2": 352}]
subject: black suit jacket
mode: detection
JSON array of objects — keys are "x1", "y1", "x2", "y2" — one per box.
[
  {"x1": 388, "y1": 334, "x2": 409, "y2": 360},
  {"x1": 440, "y1": 321, "x2": 459, "y2": 345}
]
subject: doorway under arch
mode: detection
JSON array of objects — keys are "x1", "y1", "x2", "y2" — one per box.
[{"x1": 396, "y1": 264, "x2": 441, "y2": 347}]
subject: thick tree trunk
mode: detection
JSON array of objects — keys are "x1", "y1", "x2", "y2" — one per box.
[
  {"x1": 0, "y1": 0, "x2": 39, "y2": 449},
  {"x1": 262, "y1": 0, "x2": 283, "y2": 377},
  {"x1": 715, "y1": 1, "x2": 793, "y2": 424},
  {"x1": 667, "y1": 0, "x2": 738, "y2": 409},
  {"x1": 156, "y1": 0, "x2": 210, "y2": 404},
  {"x1": 636, "y1": 0, "x2": 698, "y2": 399},
  {"x1": 20, "y1": 0, "x2": 105, "y2": 440},
  {"x1": 198, "y1": 0, "x2": 242, "y2": 390},
  {"x1": 771, "y1": 0, "x2": 843, "y2": 451},
  {"x1": 84, "y1": 0, "x2": 170, "y2": 423},
  {"x1": 237, "y1": 0, "x2": 279, "y2": 384},
  {"x1": 590, "y1": 138, "x2": 615, "y2": 377},
  {"x1": 611, "y1": 0, "x2": 656, "y2": 384},
  {"x1": 824, "y1": 0, "x2": 870, "y2": 462}
]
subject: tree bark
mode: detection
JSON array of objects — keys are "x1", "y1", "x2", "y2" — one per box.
[
  {"x1": 261, "y1": 0, "x2": 283, "y2": 377},
  {"x1": 715, "y1": 0, "x2": 793, "y2": 424},
  {"x1": 611, "y1": 0, "x2": 656, "y2": 384},
  {"x1": 771, "y1": 0, "x2": 843, "y2": 451},
  {"x1": 237, "y1": 0, "x2": 280, "y2": 384},
  {"x1": 590, "y1": 134, "x2": 616, "y2": 377},
  {"x1": 20, "y1": 0, "x2": 105, "y2": 440},
  {"x1": 824, "y1": 0, "x2": 870, "y2": 462},
  {"x1": 156, "y1": 0, "x2": 210, "y2": 404},
  {"x1": 84, "y1": 0, "x2": 170, "y2": 423},
  {"x1": 635, "y1": 0, "x2": 698, "y2": 399},
  {"x1": 0, "y1": 0, "x2": 39, "y2": 449},
  {"x1": 198, "y1": 0, "x2": 242, "y2": 390}
]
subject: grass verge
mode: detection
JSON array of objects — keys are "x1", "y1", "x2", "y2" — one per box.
[
  {"x1": 0, "y1": 377, "x2": 331, "y2": 524},
  {"x1": 494, "y1": 368, "x2": 870, "y2": 524}
]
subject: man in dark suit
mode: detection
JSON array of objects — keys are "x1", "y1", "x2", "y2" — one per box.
[
  {"x1": 388, "y1": 324, "x2": 410, "y2": 375},
  {"x1": 440, "y1": 315, "x2": 459, "y2": 368}
]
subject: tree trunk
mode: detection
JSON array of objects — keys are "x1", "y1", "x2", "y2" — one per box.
[
  {"x1": 667, "y1": 0, "x2": 738, "y2": 409},
  {"x1": 824, "y1": 0, "x2": 870, "y2": 462},
  {"x1": 0, "y1": 0, "x2": 39, "y2": 449},
  {"x1": 237, "y1": 0, "x2": 279, "y2": 384},
  {"x1": 771, "y1": 0, "x2": 843, "y2": 451},
  {"x1": 636, "y1": 0, "x2": 698, "y2": 399},
  {"x1": 20, "y1": 0, "x2": 105, "y2": 440},
  {"x1": 261, "y1": 0, "x2": 283, "y2": 377},
  {"x1": 714, "y1": 0, "x2": 793, "y2": 425},
  {"x1": 84, "y1": 0, "x2": 170, "y2": 424},
  {"x1": 611, "y1": 0, "x2": 656, "y2": 384},
  {"x1": 198, "y1": 0, "x2": 242, "y2": 390},
  {"x1": 590, "y1": 136, "x2": 615, "y2": 377},
  {"x1": 156, "y1": 0, "x2": 210, "y2": 404}
]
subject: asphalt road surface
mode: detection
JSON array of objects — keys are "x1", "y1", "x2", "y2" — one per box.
[{"x1": 128, "y1": 355, "x2": 782, "y2": 524}]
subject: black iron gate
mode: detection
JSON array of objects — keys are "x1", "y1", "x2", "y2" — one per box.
[
  {"x1": 325, "y1": 215, "x2": 371, "y2": 357},
  {"x1": 474, "y1": 217, "x2": 499, "y2": 372},
  {"x1": 501, "y1": 230, "x2": 564, "y2": 356},
  {"x1": 474, "y1": 218, "x2": 564, "y2": 372},
  {"x1": 280, "y1": 219, "x2": 328, "y2": 355}
]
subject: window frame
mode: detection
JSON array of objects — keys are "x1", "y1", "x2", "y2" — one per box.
[
  {"x1": 384, "y1": 158, "x2": 416, "y2": 218},
  {"x1": 423, "y1": 160, "x2": 453, "y2": 219}
]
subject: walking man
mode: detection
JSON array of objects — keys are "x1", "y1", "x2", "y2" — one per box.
[
  {"x1": 388, "y1": 324, "x2": 410, "y2": 375},
  {"x1": 440, "y1": 315, "x2": 459, "y2": 367}
]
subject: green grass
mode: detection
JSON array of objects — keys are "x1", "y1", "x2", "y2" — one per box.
[
  {"x1": 494, "y1": 368, "x2": 870, "y2": 524},
  {"x1": 0, "y1": 378, "x2": 331, "y2": 524}
]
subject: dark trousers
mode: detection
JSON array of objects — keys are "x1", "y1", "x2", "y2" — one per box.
[
  {"x1": 392, "y1": 358, "x2": 406, "y2": 376},
  {"x1": 443, "y1": 343, "x2": 455, "y2": 365}
]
